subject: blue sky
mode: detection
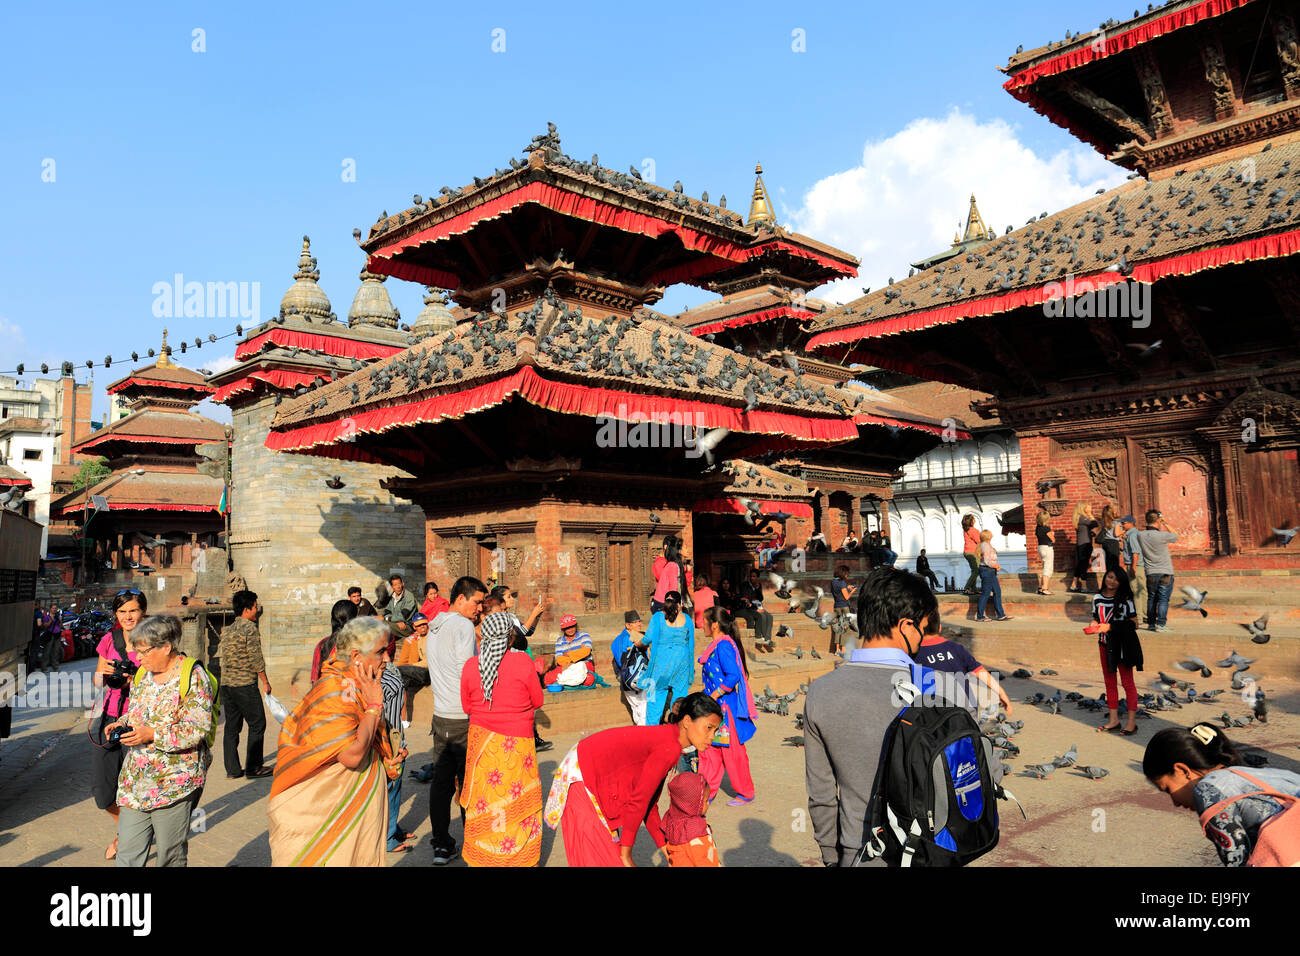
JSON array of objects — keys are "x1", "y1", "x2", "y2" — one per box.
[{"x1": 0, "y1": 0, "x2": 1134, "y2": 421}]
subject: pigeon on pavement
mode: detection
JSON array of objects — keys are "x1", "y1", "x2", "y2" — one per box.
[
  {"x1": 1024, "y1": 764, "x2": 1056, "y2": 779},
  {"x1": 1052, "y1": 744, "x2": 1079, "y2": 768},
  {"x1": 1078, "y1": 766, "x2": 1110, "y2": 780}
]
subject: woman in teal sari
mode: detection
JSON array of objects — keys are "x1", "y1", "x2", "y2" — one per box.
[{"x1": 638, "y1": 591, "x2": 695, "y2": 725}]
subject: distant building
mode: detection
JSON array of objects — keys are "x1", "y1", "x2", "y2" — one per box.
[
  {"x1": 884, "y1": 381, "x2": 1027, "y2": 583},
  {"x1": 910, "y1": 194, "x2": 997, "y2": 272}
]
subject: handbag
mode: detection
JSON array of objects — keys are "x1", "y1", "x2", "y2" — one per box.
[{"x1": 711, "y1": 704, "x2": 732, "y2": 748}]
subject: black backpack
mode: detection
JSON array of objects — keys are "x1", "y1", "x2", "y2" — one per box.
[
  {"x1": 616, "y1": 643, "x2": 649, "y2": 693},
  {"x1": 858, "y1": 664, "x2": 1016, "y2": 867}
]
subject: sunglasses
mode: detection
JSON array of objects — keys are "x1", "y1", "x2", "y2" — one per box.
[{"x1": 117, "y1": 588, "x2": 143, "y2": 597}]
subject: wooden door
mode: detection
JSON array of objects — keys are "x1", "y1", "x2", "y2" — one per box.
[
  {"x1": 609, "y1": 541, "x2": 632, "y2": 612},
  {"x1": 1237, "y1": 448, "x2": 1300, "y2": 549}
]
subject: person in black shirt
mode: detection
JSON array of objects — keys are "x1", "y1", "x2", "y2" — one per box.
[
  {"x1": 915, "y1": 549, "x2": 940, "y2": 590},
  {"x1": 736, "y1": 569, "x2": 774, "y2": 649}
]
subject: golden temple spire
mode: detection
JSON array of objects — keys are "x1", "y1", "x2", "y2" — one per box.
[
  {"x1": 157, "y1": 328, "x2": 175, "y2": 368},
  {"x1": 747, "y1": 162, "x2": 775, "y2": 226},
  {"x1": 963, "y1": 194, "x2": 990, "y2": 243}
]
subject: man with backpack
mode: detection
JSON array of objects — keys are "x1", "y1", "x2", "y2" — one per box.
[
  {"x1": 610, "y1": 610, "x2": 649, "y2": 725},
  {"x1": 803, "y1": 567, "x2": 1005, "y2": 867},
  {"x1": 217, "y1": 590, "x2": 272, "y2": 780}
]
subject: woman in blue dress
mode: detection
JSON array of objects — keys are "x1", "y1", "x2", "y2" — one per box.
[
  {"x1": 697, "y1": 606, "x2": 756, "y2": 806},
  {"x1": 639, "y1": 591, "x2": 695, "y2": 726}
]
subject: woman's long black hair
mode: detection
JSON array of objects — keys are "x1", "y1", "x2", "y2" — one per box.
[
  {"x1": 664, "y1": 535, "x2": 688, "y2": 598},
  {"x1": 705, "y1": 605, "x2": 749, "y2": 677},
  {"x1": 322, "y1": 599, "x2": 359, "y2": 662},
  {"x1": 1143, "y1": 722, "x2": 1240, "y2": 779},
  {"x1": 1100, "y1": 565, "x2": 1135, "y2": 605}
]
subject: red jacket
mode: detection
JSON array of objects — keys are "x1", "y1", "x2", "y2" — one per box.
[
  {"x1": 422, "y1": 596, "x2": 451, "y2": 620},
  {"x1": 577, "y1": 723, "x2": 682, "y2": 848},
  {"x1": 460, "y1": 651, "x2": 543, "y2": 738}
]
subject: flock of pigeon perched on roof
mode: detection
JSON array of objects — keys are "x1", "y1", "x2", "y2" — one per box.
[
  {"x1": 362, "y1": 123, "x2": 758, "y2": 244},
  {"x1": 279, "y1": 289, "x2": 881, "y2": 422},
  {"x1": 816, "y1": 142, "x2": 1300, "y2": 331}
]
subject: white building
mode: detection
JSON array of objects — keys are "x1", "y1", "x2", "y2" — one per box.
[
  {"x1": 883, "y1": 382, "x2": 1027, "y2": 585},
  {"x1": 0, "y1": 417, "x2": 60, "y2": 554}
]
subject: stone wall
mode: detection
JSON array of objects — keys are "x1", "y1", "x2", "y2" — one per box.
[{"x1": 228, "y1": 395, "x2": 425, "y2": 683}]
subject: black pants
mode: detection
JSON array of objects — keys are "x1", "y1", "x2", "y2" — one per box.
[
  {"x1": 222, "y1": 682, "x2": 266, "y2": 775},
  {"x1": 735, "y1": 607, "x2": 773, "y2": 643},
  {"x1": 920, "y1": 570, "x2": 940, "y2": 589},
  {"x1": 428, "y1": 715, "x2": 469, "y2": 848}
]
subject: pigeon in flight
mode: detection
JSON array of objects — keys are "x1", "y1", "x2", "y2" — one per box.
[
  {"x1": 1216, "y1": 650, "x2": 1255, "y2": 670},
  {"x1": 1241, "y1": 613, "x2": 1271, "y2": 644},
  {"x1": 325, "y1": 476, "x2": 345, "y2": 490},
  {"x1": 1175, "y1": 656, "x2": 1213, "y2": 678},
  {"x1": 693, "y1": 427, "x2": 730, "y2": 467},
  {"x1": 1272, "y1": 526, "x2": 1298, "y2": 545},
  {"x1": 765, "y1": 571, "x2": 793, "y2": 600},
  {"x1": 1178, "y1": 586, "x2": 1208, "y2": 616}
]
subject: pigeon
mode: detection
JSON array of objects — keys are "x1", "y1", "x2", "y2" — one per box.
[
  {"x1": 792, "y1": 646, "x2": 804, "y2": 660},
  {"x1": 766, "y1": 571, "x2": 793, "y2": 600},
  {"x1": 1199, "y1": 688, "x2": 1224, "y2": 699},
  {"x1": 1219, "y1": 712, "x2": 1253, "y2": 728},
  {"x1": 1272, "y1": 526, "x2": 1298, "y2": 545},
  {"x1": 810, "y1": 646, "x2": 823, "y2": 659},
  {"x1": 1253, "y1": 690, "x2": 1267, "y2": 724},
  {"x1": 1011, "y1": 669, "x2": 1033, "y2": 679},
  {"x1": 1052, "y1": 744, "x2": 1079, "y2": 768},
  {"x1": 1024, "y1": 764, "x2": 1056, "y2": 779},
  {"x1": 1216, "y1": 650, "x2": 1255, "y2": 670},
  {"x1": 324, "y1": 476, "x2": 345, "y2": 490},
  {"x1": 1178, "y1": 586, "x2": 1208, "y2": 616},
  {"x1": 1078, "y1": 766, "x2": 1110, "y2": 780},
  {"x1": 1040, "y1": 669, "x2": 1058, "y2": 676},
  {"x1": 1240, "y1": 613, "x2": 1271, "y2": 644},
  {"x1": 693, "y1": 427, "x2": 730, "y2": 467},
  {"x1": 1230, "y1": 671, "x2": 1257, "y2": 691},
  {"x1": 1175, "y1": 656, "x2": 1213, "y2": 678},
  {"x1": 648, "y1": 510, "x2": 662, "y2": 524}
]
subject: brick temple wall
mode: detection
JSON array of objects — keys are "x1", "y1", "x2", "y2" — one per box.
[{"x1": 227, "y1": 395, "x2": 425, "y2": 683}]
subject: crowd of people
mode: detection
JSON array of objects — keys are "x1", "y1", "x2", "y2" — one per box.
[{"x1": 80, "y1": 508, "x2": 1297, "y2": 869}]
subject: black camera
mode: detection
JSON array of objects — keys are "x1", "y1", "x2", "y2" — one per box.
[
  {"x1": 108, "y1": 724, "x2": 133, "y2": 744},
  {"x1": 103, "y1": 657, "x2": 138, "y2": 690}
]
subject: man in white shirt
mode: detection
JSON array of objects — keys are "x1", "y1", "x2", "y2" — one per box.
[{"x1": 424, "y1": 575, "x2": 486, "y2": 864}]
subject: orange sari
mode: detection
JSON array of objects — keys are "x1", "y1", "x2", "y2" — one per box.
[
  {"x1": 267, "y1": 659, "x2": 396, "y2": 866},
  {"x1": 459, "y1": 725, "x2": 543, "y2": 867}
]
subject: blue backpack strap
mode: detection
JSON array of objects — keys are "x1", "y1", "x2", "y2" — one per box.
[{"x1": 908, "y1": 662, "x2": 937, "y2": 700}]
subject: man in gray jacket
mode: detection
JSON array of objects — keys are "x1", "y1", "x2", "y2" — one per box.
[
  {"x1": 424, "y1": 575, "x2": 486, "y2": 864},
  {"x1": 803, "y1": 566, "x2": 939, "y2": 866}
]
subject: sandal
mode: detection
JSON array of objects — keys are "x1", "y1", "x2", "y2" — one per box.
[
  {"x1": 1121, "y1": 727, "x2": 1139, "y2": 736},
  {"x1": 1097, "y1": 722, "x2": 1121, "y2": 733},
  {"x1": 388, "y1": 840, "x2": 415, "y2": 853},
  {"x1": 246, "y1": 767, "x2": 273, "y2": 778},
  {"x1": 105, "y1": 837, "x2": 118, "y2": 861}
]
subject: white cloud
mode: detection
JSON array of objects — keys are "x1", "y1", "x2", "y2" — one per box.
[
  {"x1": 787, "y1": 109, "x2": 1129, "y2": 303},
  {"x1": 203, "y1": 354, "x2": 240, "y2": 376},
  {"x1": 191, "y1": 354, "x2": 238, "y2": 424}
]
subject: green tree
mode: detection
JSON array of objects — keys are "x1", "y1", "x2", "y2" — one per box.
[{"x1": 73, "y1": 457, "x2": 111, "y2": 491}]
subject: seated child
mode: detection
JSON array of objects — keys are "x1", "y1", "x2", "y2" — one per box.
[{"x1": 663, "y1": 772, "x2": 719, "y2": 867}]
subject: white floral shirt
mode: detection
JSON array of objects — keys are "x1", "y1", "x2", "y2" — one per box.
[{"x1": 117, "y1": 662, "x2": 214, "y2": 811}]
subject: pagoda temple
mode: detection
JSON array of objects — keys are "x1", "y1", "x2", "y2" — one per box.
[
  {"x1": 809, "y1": 0, "x2": 1300, "y2": 573},
  {"x1": 53, "y1": 335, "x2": 226, "y2": 579},
  {"x1": 266, "y1": 129, "x2": 957, "y2": 630},
  {"x1": 207, "y1": 237, "x2": 428, "y2": 678}
]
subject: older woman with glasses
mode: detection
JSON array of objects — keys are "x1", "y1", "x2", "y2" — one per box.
[
  {"x1": 268, "y1": 616, "x2": 399, "y2": 866},
  {"x1": 104, "y1": 614, "x2": 215, "y2": 867}
]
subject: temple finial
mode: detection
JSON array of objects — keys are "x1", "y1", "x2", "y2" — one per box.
[
  {"x1": 747, "y1": 162, "x2": 775, "y2": 226},
  {"x1": 157, "y1": 328, "x2": 175, "y2": 368}
]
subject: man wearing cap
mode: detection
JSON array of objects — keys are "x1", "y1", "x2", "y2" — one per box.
[
  {"x1": 545, "y1": 615, "x2": 596, "y2": 689},
  {"x1": 1120, "y1": 514, "x2": 1145, "y2": 626},
  {"x1": 396, "y1": 612, "x2": 431, "y2": 724},
  {"x1": 610, "y1": 610, "x2": 649, "y2": 725}
]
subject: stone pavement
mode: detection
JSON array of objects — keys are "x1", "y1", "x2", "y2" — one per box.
[{"x1": 1, "y1": 655, "x2": 1297, "y2": 867}]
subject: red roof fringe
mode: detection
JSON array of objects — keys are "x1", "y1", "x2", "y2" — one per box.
[
  {"x1": 693, "y1": 498, "x2": 814, "y2": 518},
  {"x1": 267, "y1": 366, "x2": 858, "y2": 462},
  {"x1": 60, "y1": 502, "x2": 218, "y2": 515},
  {"x1": 808, "y1": 226, "x2": 1300, "y2": 349},
  {"x1": 105, "y1": 376, "x2": 215, "y2": 397},
  {"x1": 688, "y1": 306, "x2": 817, "y2": 337},
  {"x1": 212, "y1": 368, "x2": 323, "y2": 404},
  {"x1": 236, "y1": 329, "x2": 405, "y2": 361},
  {"x1": 1004, "y1": 0, "x2": 1257, "y2": 93},
  {"x1": 76, "y1": 433, "x2": 214, "y2": 450},
  {"x1": 746, "y1": 239, "x2": 856, "y2": 276}
]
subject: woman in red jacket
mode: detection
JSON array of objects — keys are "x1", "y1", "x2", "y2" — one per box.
[
  {"x1": 545, "y1": 692, "x2": 722, "y2": 867},
  {"x1": 460, "y1": 612, "x2": 545, "y2": 866}
]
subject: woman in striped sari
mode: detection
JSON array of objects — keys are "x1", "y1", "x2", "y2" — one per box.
[
  {"x1": 268, "y1": 616, "x2": 398, "y2": 866},
  {"x1": 459, "y1": 612, "x2": 544, "y2": 866}
]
